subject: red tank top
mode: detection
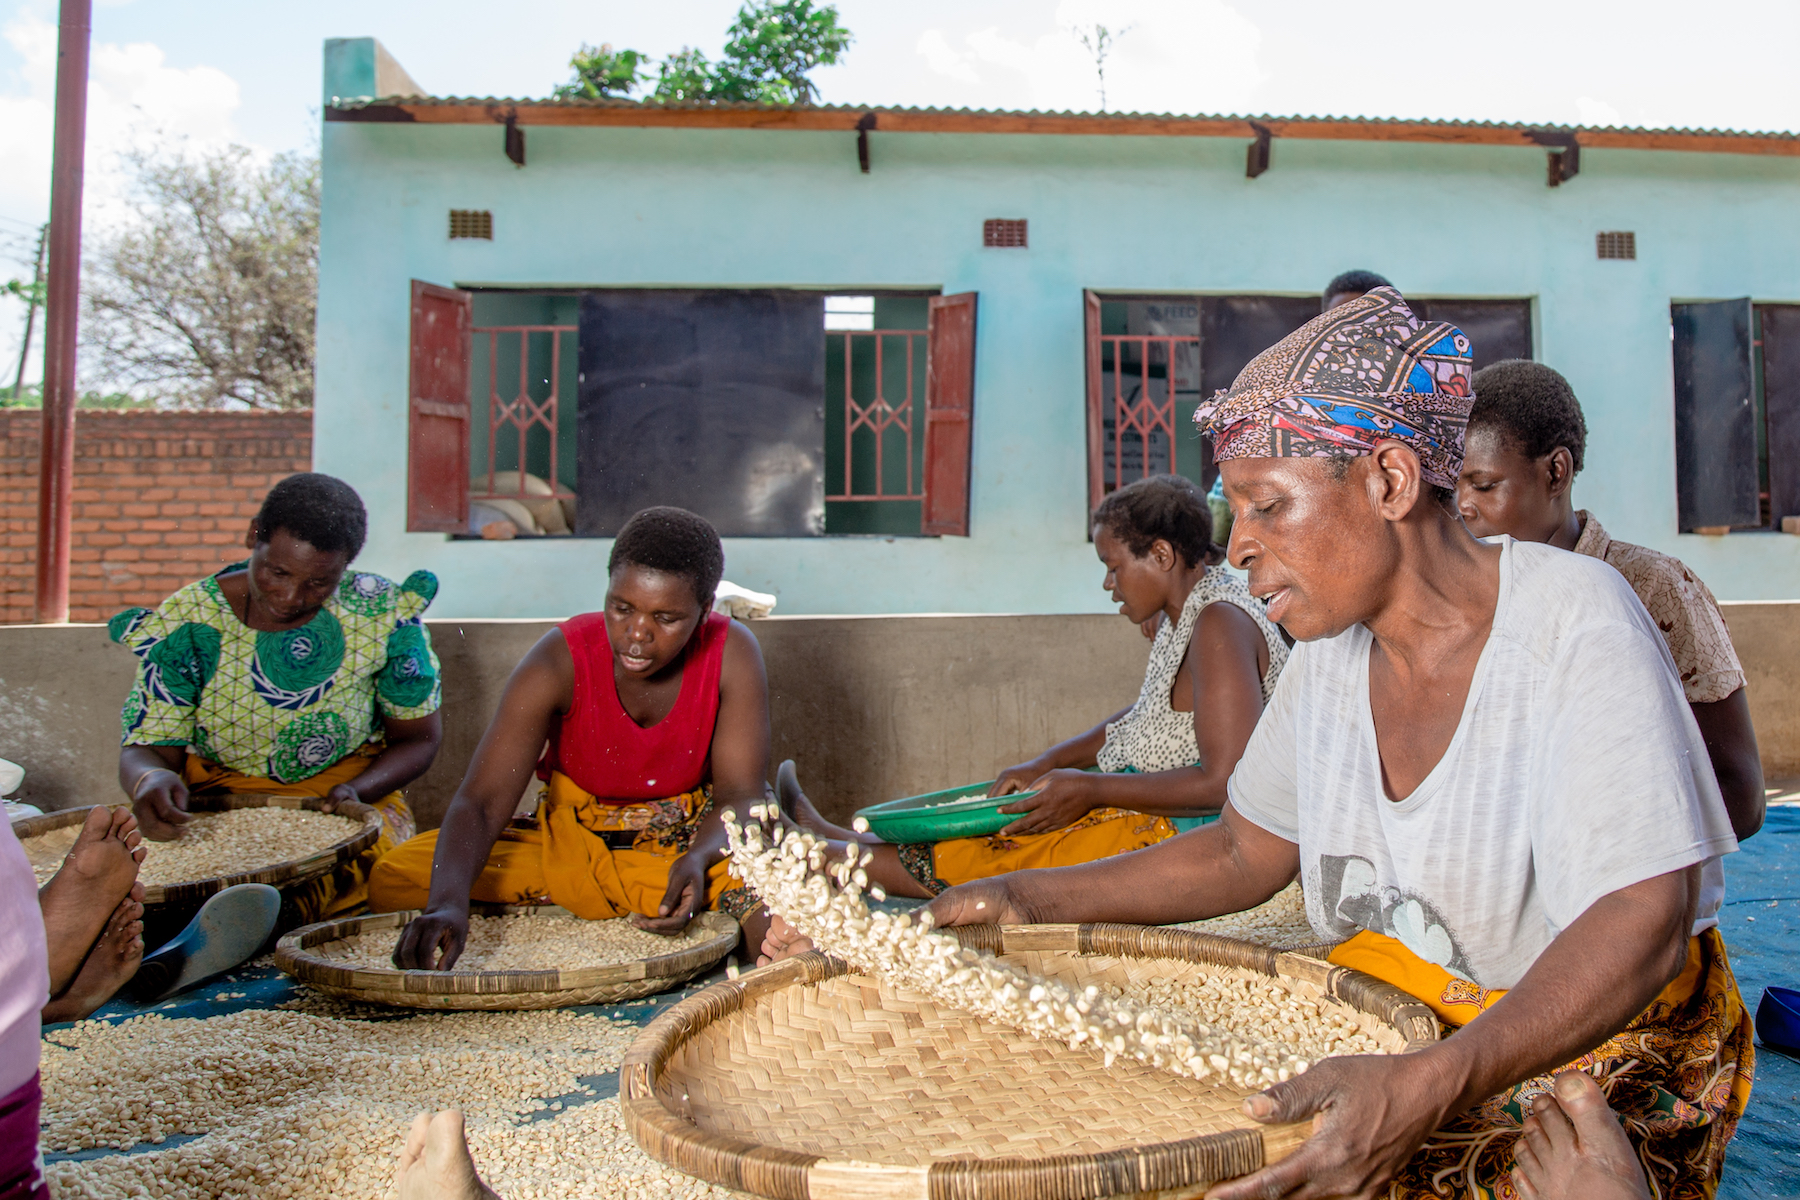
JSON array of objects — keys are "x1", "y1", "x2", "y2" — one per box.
[{"x1": 546, "y1": 611, "x2": 730, "y2": 803}]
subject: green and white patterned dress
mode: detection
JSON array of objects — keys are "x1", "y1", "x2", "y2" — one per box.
[{"x1": 110, "y1": 564, "x2": 443, "y2": 784}]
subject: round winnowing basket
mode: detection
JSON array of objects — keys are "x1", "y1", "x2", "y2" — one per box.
[
  {"x1": 12, "y1": 793, "x2": 380, "y2": 909},
  {"x1": 275, "y1": 908, "x2": 740, "y2": 1010},
  {"x1": 622, "y1": 923, "x2": 1439, "y2": 1200}
]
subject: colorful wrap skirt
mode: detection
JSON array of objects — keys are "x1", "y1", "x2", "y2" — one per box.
[
  {"x1": 368, "y1": 771, "x2": 754, "y2": 922},
  {"x1": 897, "y1": 806, "x2": 1181, "y2": 896},
  {"x1": 180, "y1": 745, "x2": 414, "y2": 925},
  {"x1": 1330, "y1": 927, "x2": 1754, "y2": 1200}
]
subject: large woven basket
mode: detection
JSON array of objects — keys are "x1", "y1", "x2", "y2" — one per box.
[
  {"x1": 12, "y1": 793, "x2": 380, "y2": 908},
  {"x1": 276, "y1": 907, "x2": 741, "y2": 1010},
  {"x1": 623, "y1": 923, "x2": 1439, "y2": 1200}
]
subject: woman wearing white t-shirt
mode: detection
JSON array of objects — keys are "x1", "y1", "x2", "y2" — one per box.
[{"x1": 907, "y1": 291, "x2": 1749, "y2": 1200}]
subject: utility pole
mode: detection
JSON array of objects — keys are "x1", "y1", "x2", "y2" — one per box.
[
  {"x1": 12, "y1": 223, "x2": 47, "y2": 402},
  {"x1": 35, "y1": 0, "x2": 91, "y2": 624}
]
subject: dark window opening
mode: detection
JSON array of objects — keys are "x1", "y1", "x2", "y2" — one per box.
[
  {"x1": 1084, "y1": 293, "x2": 1532, "y2": 514},
  {"x1": 449, "y1": 210, "x2": 493, "y2": 240},
  {"x1": 984, "y1": 219, "x2": 1028, "y2": 248},
  {"x1": 1674, "y1": 300, "x2": 1800, "y2": 532},
  {"x1": 408, "y1": 285, "x2": 978, "y2": 540}
]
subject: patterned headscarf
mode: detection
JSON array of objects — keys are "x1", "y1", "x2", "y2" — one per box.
[{"x1": 1193, "y1": 287, "x2": 1474, "y2": 489}]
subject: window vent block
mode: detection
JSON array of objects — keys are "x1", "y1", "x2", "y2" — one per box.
[
  {"x1": 450, "y1": 210, "x2": 494, "y2": 240},
  {"x1": 983, "y1": 219, "x2": 1028, "y2": 248},
  {"x1": 1596, "y1": 231, "x2": 1636, "y2": 260}
]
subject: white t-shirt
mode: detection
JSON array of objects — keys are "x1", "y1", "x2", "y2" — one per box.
[{"x1": 1228, "y1": 537, "x2": 1737, "y2": 990}]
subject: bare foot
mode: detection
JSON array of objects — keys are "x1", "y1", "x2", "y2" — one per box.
[
  {"x1": 396, "y1": 1110, "x2": 501, "y2": 1200},
  {"x1": 1511, "y1": 1071, "x2": 1651, "y2": 1200},
  {"x1": 39, "y1": 806, "x2": 144, "y2": 994},
  {"x1": 756, "y1": 914, "x2": 816, "y2": 967},
  {"x1": 43, "y1": 887, "x2": 145, "y2": 1023},
  {"x1": 776, "y1": 760, "x2": 871, "y2": 842}
]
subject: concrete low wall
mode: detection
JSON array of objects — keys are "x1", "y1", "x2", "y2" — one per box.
[
  {"x1": 0, "y1": 614, "x2": 1148, "y2": 827},
  {"x1": 1720, "y1": 603, "x2": 1800, "y2": 779},
  {"x1": 5, "y1": 603, "x2": 1795, "y2": 826}
]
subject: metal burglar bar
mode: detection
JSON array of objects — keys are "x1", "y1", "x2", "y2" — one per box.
[
  {"x1": 1096, "y1": 334, "x2": 1199, "y2": 494},
  {"x1": 472, "y1": 324, "x2": 577, "y2": 501},
  {"x1": 827, "y1": 329, "x2": 931, "y2": 501}
]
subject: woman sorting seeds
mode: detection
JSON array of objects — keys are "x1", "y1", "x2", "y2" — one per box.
[
  {"x1": 113, "y1": 473, "x2": 443, "y2": 922},
  {"x1": 779, "y1": 473, "x2": 1287, "y2": 898},
  {"x1": 869, "y1": 290, "x2": 1749, "y2": 1200},
  {"x1": 372, "y1": 507, "x2": 770, "y2": 963}
]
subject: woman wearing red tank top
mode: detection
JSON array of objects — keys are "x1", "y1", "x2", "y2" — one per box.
[{"x1": 371, "y1": 508, "x2": 773, "y2": 958}]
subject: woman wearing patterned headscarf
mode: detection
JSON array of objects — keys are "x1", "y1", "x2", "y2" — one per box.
[
  {"x1": 923, "y1": 289, "x2": 1750, "y2": 1200},
  {"x1": 112, "y1": 473, "x2": 443, "y2": 924}
]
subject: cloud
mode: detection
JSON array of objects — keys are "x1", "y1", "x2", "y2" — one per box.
[
  {"x1": 1575, "y1": 95, "x2": 1626, "y2": 129},
  {"x1": 917, "y1": 0, "x2": 1265, "y2": 116},
  {"x1": 0, "y1": 13, "x2": 242, "y2": 228},
  {"x1": 0, "y1": 13, "x2": 243, "y2": 382},
  {"x1": 916, "y1": 29, "x2": 981, "y2": 85}
]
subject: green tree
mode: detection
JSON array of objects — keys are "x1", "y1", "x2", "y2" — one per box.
[
  {"x1": 82, "y1": 145, "x2": 319, "y2": 410},
  {"x1": 651, "y1": 47, "x2": 720, "y2": 104},
  {"x1": 707, "y1": 0, "x2": 853, "y2": 104},
  {"x1": 554, "y1": 43, "x2": 649, "y2": 99},
  {"x1": 557, "y1": 1, "x2": 851, "y2": 107}
]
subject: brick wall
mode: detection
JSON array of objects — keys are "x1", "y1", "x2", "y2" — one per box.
[{"x1": 0, "y1": 409, "x2": 312, "y2": 624}]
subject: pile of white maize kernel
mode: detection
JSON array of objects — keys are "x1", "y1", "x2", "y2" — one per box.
[
  {"x1": 315, "y1": 913, "x2": 714, "y2": 972},
  {"x1": 1169, "y1": 881, "x2": 1325, "y2": 952},
  {"x1": 726, "y1": 806, "x2": 1315, "y2": 1089},
  {"x1": 40, "y1": 1008, "x2": 746, "y2": 1200},
  {"x1": 33, "y1": 809, "x2": 360, "y2": 888},
  {"x1": 1086, "y1": 969, "x2": 1381, "y2": 1063}
]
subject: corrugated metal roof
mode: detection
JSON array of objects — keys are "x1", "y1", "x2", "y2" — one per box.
[{"x1": 328, "y1": 94, "x2": 1797, "y2": 142}]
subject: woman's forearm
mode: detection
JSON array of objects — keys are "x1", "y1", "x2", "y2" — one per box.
[
  {"x1": 1422, "y1": 867, "x2": 1698, "y2": 1112},
  {"x1": 421, "y1": 794, "x2": 515, "y2": 912},
  {"x1": 119, "y1": 745, "x2": 183, "y2": 798},
  {"x1": 1005, "y1": 808, "x2": 1296, "y2": 925},
  {"x1": 1083, "y1": 764, "x2": 1229, "y2": 817}
]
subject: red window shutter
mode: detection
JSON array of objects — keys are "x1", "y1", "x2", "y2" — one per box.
[
  {"x1": 1083, "y1": 289, "x2": 1104, "y2": 521},
  {"x1": 407, "y1": 280, "x2": 473, "y2": 533},
  {"x1": 923, "y1": 292, "x2": 978, "y2": 536}
]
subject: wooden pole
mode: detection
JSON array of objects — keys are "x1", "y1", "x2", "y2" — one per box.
[{"x1": 34, "y1": 0, "x2": 91, "y2": 623}]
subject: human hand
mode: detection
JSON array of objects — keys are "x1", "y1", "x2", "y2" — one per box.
[
  {"x1": 997, "y1": 768, "x2": 1095, "y2": 836},
  {"x1": 634, "y1": 850, "x2": 706, "y2": 934},
  {"x1": 990, "y1": 759, "x2": 1052, "y2": 797},
  {"x1": 321, "y1": 783, "x2": 363, "y2": 814},
  {"x1": 1140, "y1": 612, "x2": 1165, "y2": 640},
  {"x1": 393, "y1": 906, "x2": 470, "y2": 970},
  {"x1": 1205, "y1": 1051, "x2": 1461, "y2": 1200},
  {"x1": 755, "y1": 914, "x2": 816, "y2": 966},
  {"x1": 131, "y1": 769, "x2": 192, "y2": 841},
  {"x1": 926, "y1": 877, "x2": 1036, "y2": 928}
]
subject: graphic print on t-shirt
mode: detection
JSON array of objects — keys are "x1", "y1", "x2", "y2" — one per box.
[{"x1": 1316, "y1": 853, "x2": 1475, "y2": 980}]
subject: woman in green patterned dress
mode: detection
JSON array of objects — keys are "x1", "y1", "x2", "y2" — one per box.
[{"x1": 111, "y1": 473, "x2": 443, "y2": 921}]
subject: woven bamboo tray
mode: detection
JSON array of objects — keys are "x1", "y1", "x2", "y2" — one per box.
[
  {"x1": 275, "y1": 908, "x2": 741, "y2": 1010},
  {"x1": 623, "y1": 923, "x2": 1439, "y2": 1200},
  {"x1": 12, "y1": 793, "x2": 380, "y2": 908}
]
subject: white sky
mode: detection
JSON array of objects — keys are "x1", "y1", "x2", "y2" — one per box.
[{"x1": 2, "y1": 0, "x2": 1799, "y2": 386}]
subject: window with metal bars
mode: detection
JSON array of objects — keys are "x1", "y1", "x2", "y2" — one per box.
[
  {"x1": 449, "y1": 210, "x2": 493, "y2": 240},
  {"x1": 983, "y1": 219, "x2": 1027, "y2": 248},
  {"x1": 1082, "y1": 293, "x2": 1535, "y2": 519},
  {"x1": 1596, "y1": 231, "x2": 1636, "y2": 260}
]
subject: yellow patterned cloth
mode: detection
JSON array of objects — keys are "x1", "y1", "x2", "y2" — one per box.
[
  {"x1": 369, "y1": 771, "x2": 753, "y2": 922},
  {"x1": 1330, "y1": 928, "x2": 1754, "y2": 1200},
  {"x1": 180, "y1": 746, "x2": 415, "y2": 924},
  {"x1": 899, "y1": 807, "x2": 1179, "y2": 895}
]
